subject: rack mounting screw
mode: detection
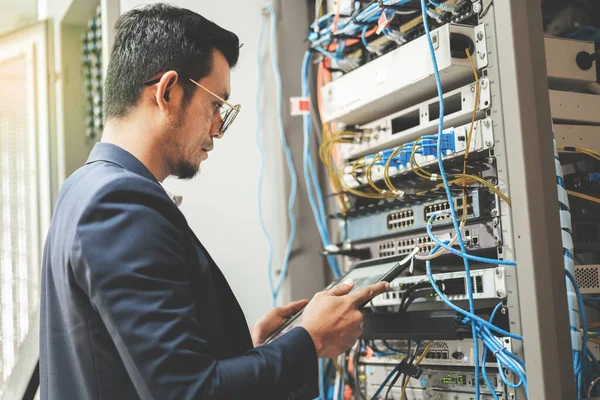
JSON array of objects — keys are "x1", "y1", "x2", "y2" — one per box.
[
  {"x1": 501, "y1": 308, "x2": 507, "y2": 315},
  {"x1": 477, "y1": 32, "x2": 484, "y2": 41},
  {"x1": 496, "y1": 289, "x2": 505, "y2": 298},
  {"x1": 495, "y1": 268, "x2": 502, "y2": 276},
  {"x1": 483, "y1": 120, "x2": 490, "y2": 128},
  {"x1": 479, "y1": 51, "x2": 485, "y2": 60}
]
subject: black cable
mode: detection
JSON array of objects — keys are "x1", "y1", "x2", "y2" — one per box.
[
  {"x1": 480, "y1": 0, "x2": 493, "y2": 18},
  {"x1": 371, "y1": 340, "x2": 393, "y2": 354},
  {"x1": 384, "y1": 366, "x2": 404, "y2": 400},
  {"x1": 381, "y1": 339, "x2": 405, "y2": 353}
]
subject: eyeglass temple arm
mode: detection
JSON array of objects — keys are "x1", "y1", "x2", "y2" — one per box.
[{"x1": 187, "y1": 78, "x2": 238, "y2": 110}]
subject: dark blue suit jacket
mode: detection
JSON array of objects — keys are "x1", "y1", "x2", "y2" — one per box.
[{"x1": 40, "y1": 143, "x2": 318, "y2": 399}]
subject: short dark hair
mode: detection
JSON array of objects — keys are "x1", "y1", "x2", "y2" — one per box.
[{"x1": 104, "y1": 3, "x2": 239, "y2": 119}]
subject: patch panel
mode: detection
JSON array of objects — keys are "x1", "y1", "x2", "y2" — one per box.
[
  {"x1": 355, "y1": 220, "x2": 499, "y2": 260},
  {"x1": 370, "y1": 267, "x2": 506, "y2": 307},
  {"x1": 342, "y1": 118, "x2": 494, "y2": 190},
  {"x1": 339, "y1": 80, "x2": 491, "y2": 161},
  {"x1": 358, "y1": 365, "x2": 503, "y2": 396},
  {"x1": 360, "y1": 338, "x2": 512, "y2": 369},
  {"x1": 343, "y1": 189, "x2": 490, "y2": 242},
  {"x1": 425, "y1": 194, "x2": 474, "y2": 222},
  {"x1": 320, "y1": 23, "x2": 488, "y2": 125}
]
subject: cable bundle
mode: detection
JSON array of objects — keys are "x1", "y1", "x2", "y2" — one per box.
[{"x1": 255, "y1": 5, "x2": 299, "y2": 306}]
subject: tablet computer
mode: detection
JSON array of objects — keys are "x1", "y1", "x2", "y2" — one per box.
[{"x1": 263, "y1": 251, "x2": 417, "y2": 344}]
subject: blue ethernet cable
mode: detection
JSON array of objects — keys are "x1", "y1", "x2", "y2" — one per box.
[
  {"x1": 301, "y1": 51, "x2": 341, "y2": 278},
  {"x1": 308, "y1": 0, "x2": 413, "y2": 55},
  {"x1": 480, "y1": 302, "x2": 502, "y2": 400},
  {"x1": 424, "y1": 221, "x2": 523, "y2": 340},
  {"x1": 425, "y1": 220, "x2": 517, "y2": 266},
  {"x1": 418, "y1": 0, "x2": 480, "y2": 397},
  {"x1": 361, "y1": 26, "x2": 371, "y2": 50},
  {"x1": 264, "y1": 3, "x2": 299, "y2": 305},
  {"x1": 254, "y1": 9, "x2": 276, "y2": 304}
]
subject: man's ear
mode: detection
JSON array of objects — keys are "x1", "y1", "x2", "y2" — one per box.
[{"x1": 155, "y1": 70, "x2": 180, "y2": 114}]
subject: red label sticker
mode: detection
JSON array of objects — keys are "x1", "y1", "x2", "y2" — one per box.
[
  {"x1": 290, "y1": 97, "x2": 311, "y2": 116},
  {"x1": 376, "y1": 9, "x2": 395, "y2": 34}
]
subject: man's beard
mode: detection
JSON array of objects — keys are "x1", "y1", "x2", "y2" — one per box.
[{"x1": 173, "y1": 160, "x2": 200, "y2": 180}]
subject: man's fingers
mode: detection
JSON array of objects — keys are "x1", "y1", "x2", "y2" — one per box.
[
  {"x1": 350, "y1": 281, "x2": 389, "y2": 307},
  {"x1": 328, "y1": 279, "x2": 354, "y2": 296},
  {"x1": 280, "y1": 299, "x2": 309, "y2": 316}
]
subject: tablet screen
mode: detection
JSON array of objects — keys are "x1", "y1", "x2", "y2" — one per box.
[{"x1": 264, "y1": 258, "x2": 402, "y2": 344}]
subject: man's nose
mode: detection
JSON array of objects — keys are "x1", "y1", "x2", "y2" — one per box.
[{"x1": 210, "y1": 113, "x2": 224, "y2": 139}]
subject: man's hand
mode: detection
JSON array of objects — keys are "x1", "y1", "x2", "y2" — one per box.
[
  {"x1": 300, "y1": 279, "x2": 389, "y2": 359},
  {"x1": 251, "y1": 299, "x2": 309, "y2": 347}
]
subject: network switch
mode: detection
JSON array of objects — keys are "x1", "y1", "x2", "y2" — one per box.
[
  {"x1": 360, "y1": 338, "x2": 512, "y2": 368},
  {"x1": 358, "y1": 365, "x2": 503, "y2": 396},
  {"x1": 343, "y1": 189, "x2": 491, "y2": 242},
  {"x1": 370, "y1": 267, "x2": 507, "y2": 307},
  {"x1": 321, "y1": 23, "x2": 488, "y2": 124},
  {"x1": 342, "y1": 118, "x2": 495, "y2": 190},
  {"x1": 339, "y1": 80, "x2": 491, "y2": 161},
  {"x1": 353, "y1": 220, "x2": 500, "y2": 260}
]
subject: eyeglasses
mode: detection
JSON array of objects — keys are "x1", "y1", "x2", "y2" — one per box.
[{"x1": 143, "y1": 75, "x2": 241, "y2": 135}]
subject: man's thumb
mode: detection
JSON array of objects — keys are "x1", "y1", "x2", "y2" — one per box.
[{"x1": 328, "y1": 279, "x2": 354, "y2": 296}]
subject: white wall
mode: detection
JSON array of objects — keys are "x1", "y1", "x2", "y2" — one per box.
[{"x1": 119, "y1": 0, "x2": 289, "y2": 327}]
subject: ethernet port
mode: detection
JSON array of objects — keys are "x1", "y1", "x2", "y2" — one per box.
[
  {"x1": 457, "y1": 198, "x2": 463, "y2": 206},
  {"x1": 476, "y1": 276, "x2": 484, "y2": 293},
  {"x1": 441, "y1": 352, "x2": 448, "y2": 360},
  {"x1": 472, "y1": 236, "x2": 479, "y2": 246},
  {"x1": 442, "y1": 278, "x2": 466, "y2": 295},
  {"x1": 435, "y1": 352, "x2": 441, "y2": 359},
  {"x1": 464, "y1": 230, "x2": 470, "y2": 237}
]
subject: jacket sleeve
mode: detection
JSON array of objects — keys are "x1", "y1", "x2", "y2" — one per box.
[{"x1": 71, "y1": 177, "x2": 318, "y2": 400}]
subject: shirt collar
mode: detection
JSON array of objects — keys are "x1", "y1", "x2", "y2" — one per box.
[{"x1": 160, "y1": 184, "x2": 183, "y2": 207}]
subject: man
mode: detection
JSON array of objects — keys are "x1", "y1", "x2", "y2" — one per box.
[{"x1": 40, "y1": 4, "x2": 388, "y2": 399}]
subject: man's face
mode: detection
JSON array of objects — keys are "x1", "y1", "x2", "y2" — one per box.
[{"x1": 166, "y1": 50, "x2": 231, "y2": 179}]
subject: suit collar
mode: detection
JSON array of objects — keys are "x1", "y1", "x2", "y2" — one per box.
[{"x1": 86, "y1": 142, "x2": 158, "y2": 183}]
